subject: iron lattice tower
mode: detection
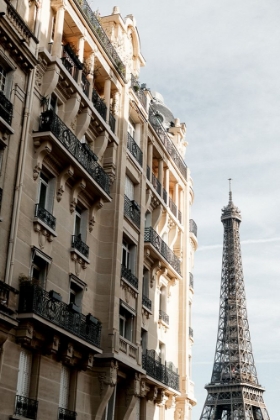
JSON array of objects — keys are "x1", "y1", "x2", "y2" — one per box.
[{"x1": 199, "y1": 186, "x2": 270, "y2": 420}]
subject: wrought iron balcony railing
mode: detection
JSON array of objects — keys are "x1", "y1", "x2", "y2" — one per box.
[
  {"x1": 6, "y1": 1, "x2": 39, "y2": 44},
  {"x1": 162, "y1": 187, "x2": 167, "y2": 204},
  {"x1": 92, "y1": 87, "x2": 107, "y2": 121},
  {"x1": 109, "y1": 112, "x2": 116, "y2": 133},
  {"x1": 0, "y1": 90, "x2": 13, "y2": 125},
  {"x1": 0, "y1": 279, "x2": 18, "y2": 316},
  {"x1": 124, "y1": 195, "x2": 141, "y2": 228},
  {"x1": 38, "y1": 110, "x2": 110, "y2": 195},
  {"x1": 127, "y1": 132, "x2": 143, "y2": 166},
  {"x1": 152, "y1": 173, "x2": 162, "y2": 196},
  {"x1": 142, "y1": 350, "x2": 179, "y2": 391},
  {"x1": 169, "y1": 197, "x2": 177, "y2": 217},
  {"x1": 61, "y1": 44, "x2": 83, "y2": 81},
  {"x1": 130, "y1": 74, "x2": 147, "y2": 109},
  {"x1": 121, "y1": 264, "x2": 138, "y2": 289},
  {"x1": 149, "y1": 107, "x2": 187, "y2": 180},
  {"x1": 81, "y1": 72, "x2": 90, "y2": 97},
  {"x1": 58, "y1": 407, "x2": 77, "y2": 420},
  {"x1": 189, "y1": 326, "x2": 194, "y2": 338},
  {"x1": 142, "y1": 294, "x2": 152, "y2": 311},
  {"x1": 189, "y1": 219, "x2": 198, "y2": 237},
  {"x1": 71, "y1": 234, "x2": 89, "y2": 259},
  {"x1": 15, "y1": 395, "x2": 38, "y2": 420},
  {"x1": 144, "y1": 227, "x2": 181, "y2": 275},
  {"x1": 73, "y1": 0, "x2": 126, "y2": 80},
  {"x1": 34, "y1": 204, "x2": 56, "y2": 231},
  {"x1": 146, "y1": 165, "x2": 151, "y2": 181},
  {"x1": 18, "y1": 282, "x2": 102, "y2": 347},
  {"x1": 189, "y1": 272, "x2": 194, "y2": 289},
  {"x1": 159, "y1": 309, "x2": 169, "y2": 325},
  {"x1": 178, "y1": 210, "x2": 182, "y2": 223}
]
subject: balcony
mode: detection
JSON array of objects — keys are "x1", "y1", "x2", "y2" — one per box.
[
  {"x1": 149, "y1": 107, "x2": 187, "y2": 180},
  {"x1": 58, "y1": 408, "x2": 77, "y2": 420},
  {"x1": 71, "y1": 234, "x2": 89, "y2": 259},
  {"x1": 15, "y1": 395, "x2": 38, "y2": 420},
  {"x1": 0, "y1": 90, "x2": 13, "y2": 126},
  {"x1": 146, "y1": 165, "x2": 151, "y2": 180},
  {"x1": 73, "y1": 0, "x2": 126, "y2": 80},
  {"x1": 61, "y1": 44, "x2": 83, "y2": 81},
  {"x1": 109, "y1": 112, "x2": 116, "y2": 133},
  {"x1": 189, "y1": 272, "x2": 194, "y2": 289},
  {"x1": 38, "y1": 110, "x2": 110, "y2": 196},
  {"x1": 159, "y1": 309, "x2": 169, "y2": 325},
  {"x1": 152, "y1": 173, "x2": 162, "y2": 196},
  {"x1": 169, "y1": 197, "x2": 177, "y2": 218},
  {"x1": 0, "y1": 279, "x2": 18, "y2": 317},
  {"x1": 34, "y1": 204, "x2": 56, "y2": 231},
  {"x1": 5, "y1": 1, "x2": 39, "y2": 45},
  {"x1": 18, "y1": 282, "x2": 102, "y2": 347},
  {"x1": 81, "y1": 72, "x2": 90, "y2": 97},
  {"x1": 130, "y1": 74, "x2": 147, "y2": 109},
  {"x1": 127, "y1": 132, "x2": 143, "y2": 166},
  {"x1": 124, "y1": 195, "x2": 141, "y2": 228},
  {"x1": 142, "y1": 350, "x2": 179, "y2": 391},
  {"x1": 189, "y1": 219, "x2": 198, "y2": 237},
  {"x1": 142, "y1": 294, "x2": 152, "y2": 311},
  {"x1": 144, "y1": 227, "x2": 181, "y2": 276},
  {"x1": 178, "y1": 210, "x2": 182, "y2": 223},
  {"x1": 121, "y1": 265, "x2": 138, "y2": 289},
  {"x1": 162, "y1": 188, "x2": 167, "y2": 204},
  {"x1": 92, "y1": 88, "x2": 107, "y2": 121}
]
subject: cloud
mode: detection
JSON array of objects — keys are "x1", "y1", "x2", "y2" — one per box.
[{"x1": 198, "y1": 237, "x2": 280, "y2": 251}]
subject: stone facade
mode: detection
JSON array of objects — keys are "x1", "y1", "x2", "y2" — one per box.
[{"x1": 0, "y1": 1, "x2": 197, "y2": 419}]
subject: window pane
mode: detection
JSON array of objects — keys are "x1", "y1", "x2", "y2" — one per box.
[{"x1": 39, "y1": 182, "x2": 47, "y2": 208}]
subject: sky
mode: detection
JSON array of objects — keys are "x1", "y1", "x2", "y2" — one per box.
[{"x1": 95, "y1": 1, "x2": 280, "y2": 418}]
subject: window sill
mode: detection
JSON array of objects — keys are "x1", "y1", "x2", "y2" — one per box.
[
  {"x1": 33, "y1": 218, "x2": 57, "y2": 242},
  {"x1": 70, "y1": 248, "x2": 90, "y2": 264}
]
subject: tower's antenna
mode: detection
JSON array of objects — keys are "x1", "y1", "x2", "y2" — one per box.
[{"x1": 228, "y1": 178, "x2": 232, "y2": 204}]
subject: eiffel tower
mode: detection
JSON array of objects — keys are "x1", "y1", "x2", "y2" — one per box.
[{"x1": 199, "y1": 182, "x2": 270, "y2": 419}]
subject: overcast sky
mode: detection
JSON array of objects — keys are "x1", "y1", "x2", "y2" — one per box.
[{"x1": 96, "y1": 1, "x2": 280, "y2": 418}]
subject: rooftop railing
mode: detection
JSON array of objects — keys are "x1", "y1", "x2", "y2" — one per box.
[
  {"x1": 73, "y1": 0, "x2": 126, "y2": 80},
  {"x1": 127, "y1": 132, "x2": 143, "y2": 166},
  {"x1": 124, "y1": 195, "x2": 141, "y2": 228},
  {"x1": 144, "y1": 227, "x2": 181, "y2": 275},
  {"x1": 149, "y1": 107, "x2": 187, "y2": 179},
  {"x1": 189, "y1": 219, "x2": 198, "y2": 237},
  {"x1": 0, "y1": 90, "x2": 13, "y2": 125},
  {"x1": 18, "y1": 282, "x2": 101, "y2": 347},
  {"x1": 34, "y1": 204, "x2": 56, "y2": 231},
  {"x1": 130, "y1": 74, "x2": 147, "y2": 109},
  {"x1": 38, "y1": 110, "x2": 110, "y2": 195},
  {"x1": 142, "y1": 350, "x2": 179, "y2": 391},
  {"x1": 121, "y1": 264, "x2": 138, "y2": 289}
]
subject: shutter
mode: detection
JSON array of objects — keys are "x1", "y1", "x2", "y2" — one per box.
[
  {"x1": 59, "y1": 366, "x2": 70, "y2": 409},
  {"x1": 125, "y1": 176, "x2": 134, "y2": 200},
  {"x1": 17, "y1": 349, "x2": 32, "y2": 397}
]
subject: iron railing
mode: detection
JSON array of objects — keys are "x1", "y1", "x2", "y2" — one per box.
[
  {"x1": 124, "y1": 195, "x2": 141, "y2": 228},
  {"x1": 131, "y1": 74, "x2": 147, "y2": 109},
  {"x1": 81, "y1": 72, "x2": 90, "y2": 97},
  {"x1": 38, "y1": 110, "x2": 110, "y2": 195},
  {"x1": 189, "y1": 272, "x2": 194, "y2": 289},
  {"x1": 189, "y1": 219, "x2": 198, "y2": 237},
  {"x1": 5, "y1": 1, "x2": 39, "y2": 44},
  {"x1": 61, "y1": 44, "x2": 83, "y2": 81},
  {"x1": 169, "y1": 197, "x2": 177, "y2": 217},
  {"x1": 71, "y1": 234, "x2": 89, "y2": 259},
  {"x1": 18, "y1": 282, "x2": 102, "y2": 347},
  {"x1": 92, "y1": 87, "x2": 107, "y2": 121},
  {"x1": 142, "y1": 294, "x2": 152, "y2": 311},
  {"x1": 159, "y1": 309, "x2": 169, "y2": 325},
  {"x1": 127, "y1": 132, "x2": 143, "y2": 166},
  {"x1": 58, "y1": 408, "x2": 77, "y2": 420},
  {"x1": 0, "y1": 279, "x2": 18, "y2": 316},
  {"x1": 142, "y1": 350, "x2": 179, "y2": 391},
  {"x1": 15, "y1": 395, "x2": 38, "y2": 420},
  {"x1": 109, "y1": 112, "x2": 116, "y2": 133},
  {"x1": 149, "y1": 107, "x2": 187, "y2": 180},
  {"x1": 189, "y1": 326, "x2": 194, "y2": 338},
  {"x1": 162, "y1": 188, "x2": 168, "y2": 204},
  {"x1": 178, "y1": 210, "x2": 182, "y2": 223},
  {"x1": 0, "y1": 90, "x2": 13, "y2": 125},
  {"x1": 144, "y1": 227, "x2": 181, "y2": 275},
  {"x1": 73, "y1": 0, "x2": 126, "y2": 80},
  {"x1": 121, "y1": 265, "x2": 138, "y2": 289},
  {"x1": 34, "y1": 204, "x2": 56, "y2": 230},
  {"x1": 146, "y1": 166, "x2": 150, "y2": 181},
  {"x1": 152, "y1": 173, "x2": 162, "y2": 196}
]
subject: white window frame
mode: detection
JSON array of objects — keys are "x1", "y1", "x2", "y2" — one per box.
[
  {"x1": 38, "y1": 171, "x2": 55, "y2": 214},
  {"x1": 73, "y1": 205, "x2": 87, "y2": 242}
]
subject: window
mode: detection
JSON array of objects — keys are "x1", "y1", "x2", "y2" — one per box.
[
  {"x1": 0, "y1": 61, "x2": 13, "y2": 98},
  {"x1": 0, "y1": 65, "x2": 7, "y2": 93},
  {"x1": 128, "y1": 119, "x2": 135, "y2": 138},
  {"x1": 73, "y1": 206, "x2": 87, "y2": 241},
  {"x1": 102, "y1": 387, "x2": 116, "y2": 420},
  {"x1": 159, "y1": 286, "x2": 167, "y2": 313},
  {"x1": 69, "y1": 275, "x2": 85, "y2": 309},
  {"x1": 142, "y1": 268, "x2": 149, "y2": 298},
  {"x1": 125, "y1": 175, "x2": 134, "y2": 201},
  {"x1": 38, "y1": 172, "x2": 55, "y2": 213},
  {"x1": 119, "y1": 302, "x2": 135, "y2": 342},
  {"x1": 31, "y1": 248, "x2": 51, "y2": 289},
  {"x1": 122, "y1": 241, "x2": 130, "y2": 269},
  {"x1": 141, "y1": 329, "x2": 148, "y2": 354},
  {"x1": 159, "y1": 342, "x2": 165, "y2": 363},
  {"x1": 49, "y1": 93, "x2": 57, "y2": 113},
  {"x1": 16, "y1": 349, "x2": 32, "y2": 398}
]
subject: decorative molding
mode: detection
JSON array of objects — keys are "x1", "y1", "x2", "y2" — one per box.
[
  {"x1": 33, "y1": 140, "x2": 52, "y2": 180},
  {"x1": 70, "y1": 179, "x2": 86, "y2": 213},
  {"x1": 57, "y1": 166, "x2": 74, "y2": 202},
  {"x1": 98, "y1": 360, "x2": 118, "y2": 396},
  {"x1": 89, "y1": 198, "x2": 104, "y2": 232}
]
